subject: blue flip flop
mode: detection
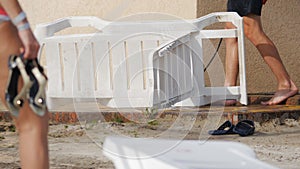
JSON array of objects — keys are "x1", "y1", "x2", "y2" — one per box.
[
  {"x1": 208, "y1": 120, "x2": 236, "y2": 135},
  {"x1": 233, "y1": 120, "x2": 255, "y2": 137}
]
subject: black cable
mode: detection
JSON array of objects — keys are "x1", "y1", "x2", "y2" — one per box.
[{"x1": 204, "y1": 38, "x2": 223, "y2": 72}]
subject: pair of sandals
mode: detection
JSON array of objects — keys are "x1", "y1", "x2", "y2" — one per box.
[
  {"x1": 208, "y1": 120, "x2": 255, "y2": 137},
  {"x1": 5, "y1": 54, "x2": 47, "y2": 117}
]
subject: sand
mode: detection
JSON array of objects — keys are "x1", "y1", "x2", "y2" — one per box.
[{"x1": 1, "y1": 115, "x2": 300, "y2": 169}]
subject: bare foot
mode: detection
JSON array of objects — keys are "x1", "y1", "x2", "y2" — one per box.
[
  {"x1": 261, "y1": 81, "x2": 298, "y2": 105},
  {"x1": 224, "y1": 99, "x2": 237, "y2": 106}
]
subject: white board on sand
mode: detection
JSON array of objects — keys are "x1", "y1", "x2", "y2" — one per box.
[{"x1": 103, "y1": 136, "x2": 279, "y2": 169}]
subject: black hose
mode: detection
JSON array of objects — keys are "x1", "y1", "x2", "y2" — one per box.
[{"x1": 204, "y1": 38, "x2": 223, "y2": 72}]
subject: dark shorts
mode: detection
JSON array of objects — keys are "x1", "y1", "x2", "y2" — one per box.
[{"x1": 227, "y1": 0, "x2": 262, "y2": 16}]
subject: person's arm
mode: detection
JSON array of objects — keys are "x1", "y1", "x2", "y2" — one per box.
[
  {"x1": 0, "y1": 0, "x2": 39, "y2": 60},
  {"x1": 0, "y1": 0, "x2": 23, "y2": 17}
]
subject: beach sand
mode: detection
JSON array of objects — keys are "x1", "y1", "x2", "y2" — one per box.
[{"x1": 0, "y1": 115, "x2": 300, "y2": 169}]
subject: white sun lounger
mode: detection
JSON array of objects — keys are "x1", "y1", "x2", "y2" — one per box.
[
  {"x1": 103, "y1": 136, "x2": 279, "y2": 169},
  {"x1": 34, "y1": 12, "x2": 247, "y2": 111}
]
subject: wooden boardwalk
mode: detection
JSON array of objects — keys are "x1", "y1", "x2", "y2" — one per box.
[{"x1": 0, "y1": 94, "x2": 299, "y2": 124}]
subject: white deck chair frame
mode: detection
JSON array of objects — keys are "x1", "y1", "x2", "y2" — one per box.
[{"x1": 34, "y1": 12, "x2": 247, "y2": 112}]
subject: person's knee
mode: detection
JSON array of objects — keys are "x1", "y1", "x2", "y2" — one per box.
[
  {"x1": 245, "y1": 29, "x2": 267, "y2": 46},
  {"x1": 15, "y1": 112, "x2": 49, "y2": 133},
  {"x1": 243, "y1": 15, "x2": 267, "y2": 45},
  {"x1": 18, "y1": 121, "x2": 48, "y2": 135}
]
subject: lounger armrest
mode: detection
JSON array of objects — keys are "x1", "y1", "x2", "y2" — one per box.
[{"x1": 34, "y1": 16, "x2": 110, "y2": 41}]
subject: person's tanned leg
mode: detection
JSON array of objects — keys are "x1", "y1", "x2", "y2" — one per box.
[
  {"x1": 0, "y1": 21, "x2": 49, "y2": 169},
  {"x1": 243, "y1": 14, "x2": 298, "y2": 105},
  {"x1": 224, "y1": 22, "x2": 239, "y2": 87},
  {"x1": 223, "y1": 22, "x2": 239, "y2": 106}
]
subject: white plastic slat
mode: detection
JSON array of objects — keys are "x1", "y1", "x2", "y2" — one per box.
[
  {"x1": 183, "y1": 42, "x2": 192, "y2": 92},
  {"x1": 143, "y1": 39, "x2": 165, "y2": 89},
  {"x1": 176, "y1": 44, "x2": 186, "y2": 94},
  {"x1": 168, "y1": 43, "x2": 193, "y2": 99},
  {"x1": 76, "y1": 41, "x2": 95, "y2": 97},
  {"x1": 190, "y1": 47, "x2": 204, "y2": 95},
  {"x1": 171, "y1": 51, "x2": 179, "y2": 100},
  {"x1": 92, "y1": 39, "x2": 113, "y2": 97},
  {"x1": 110, "y1": 39, "x2": 128, "y2": 96},
  {"x1": 158, "y1": 55, "x2": 167, "y2": 101},
  {"x1": 170, "y1": 48, "x2": 180, "y2": 99},
  {"x1": 143, "y1": 39, "x2": 162, "y2": 105},
  {"x1": 164, "y1": 51, "x2": 171, "y2": 101},
  {"x1": 199, "y1": 29, "x2": 237, "y2": 39},
  {"x1": 60, "y1": 42, "x2": 79, "y2": 96},
  {"x1": 237, "y1": 19, "x2": 247, "y2": 105},
  {"x1": 194, "y1": 36, "x2": 206, "y2": 91},
  {"x1": 203, "y1": 86, "x2": 241, "y2": 96},
  {"x1": 125, "y1": 39, "x2": 144, "y2": 91},
  {"x1": 45, "y1": 41, "x2": 63, "y2": 97}
]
